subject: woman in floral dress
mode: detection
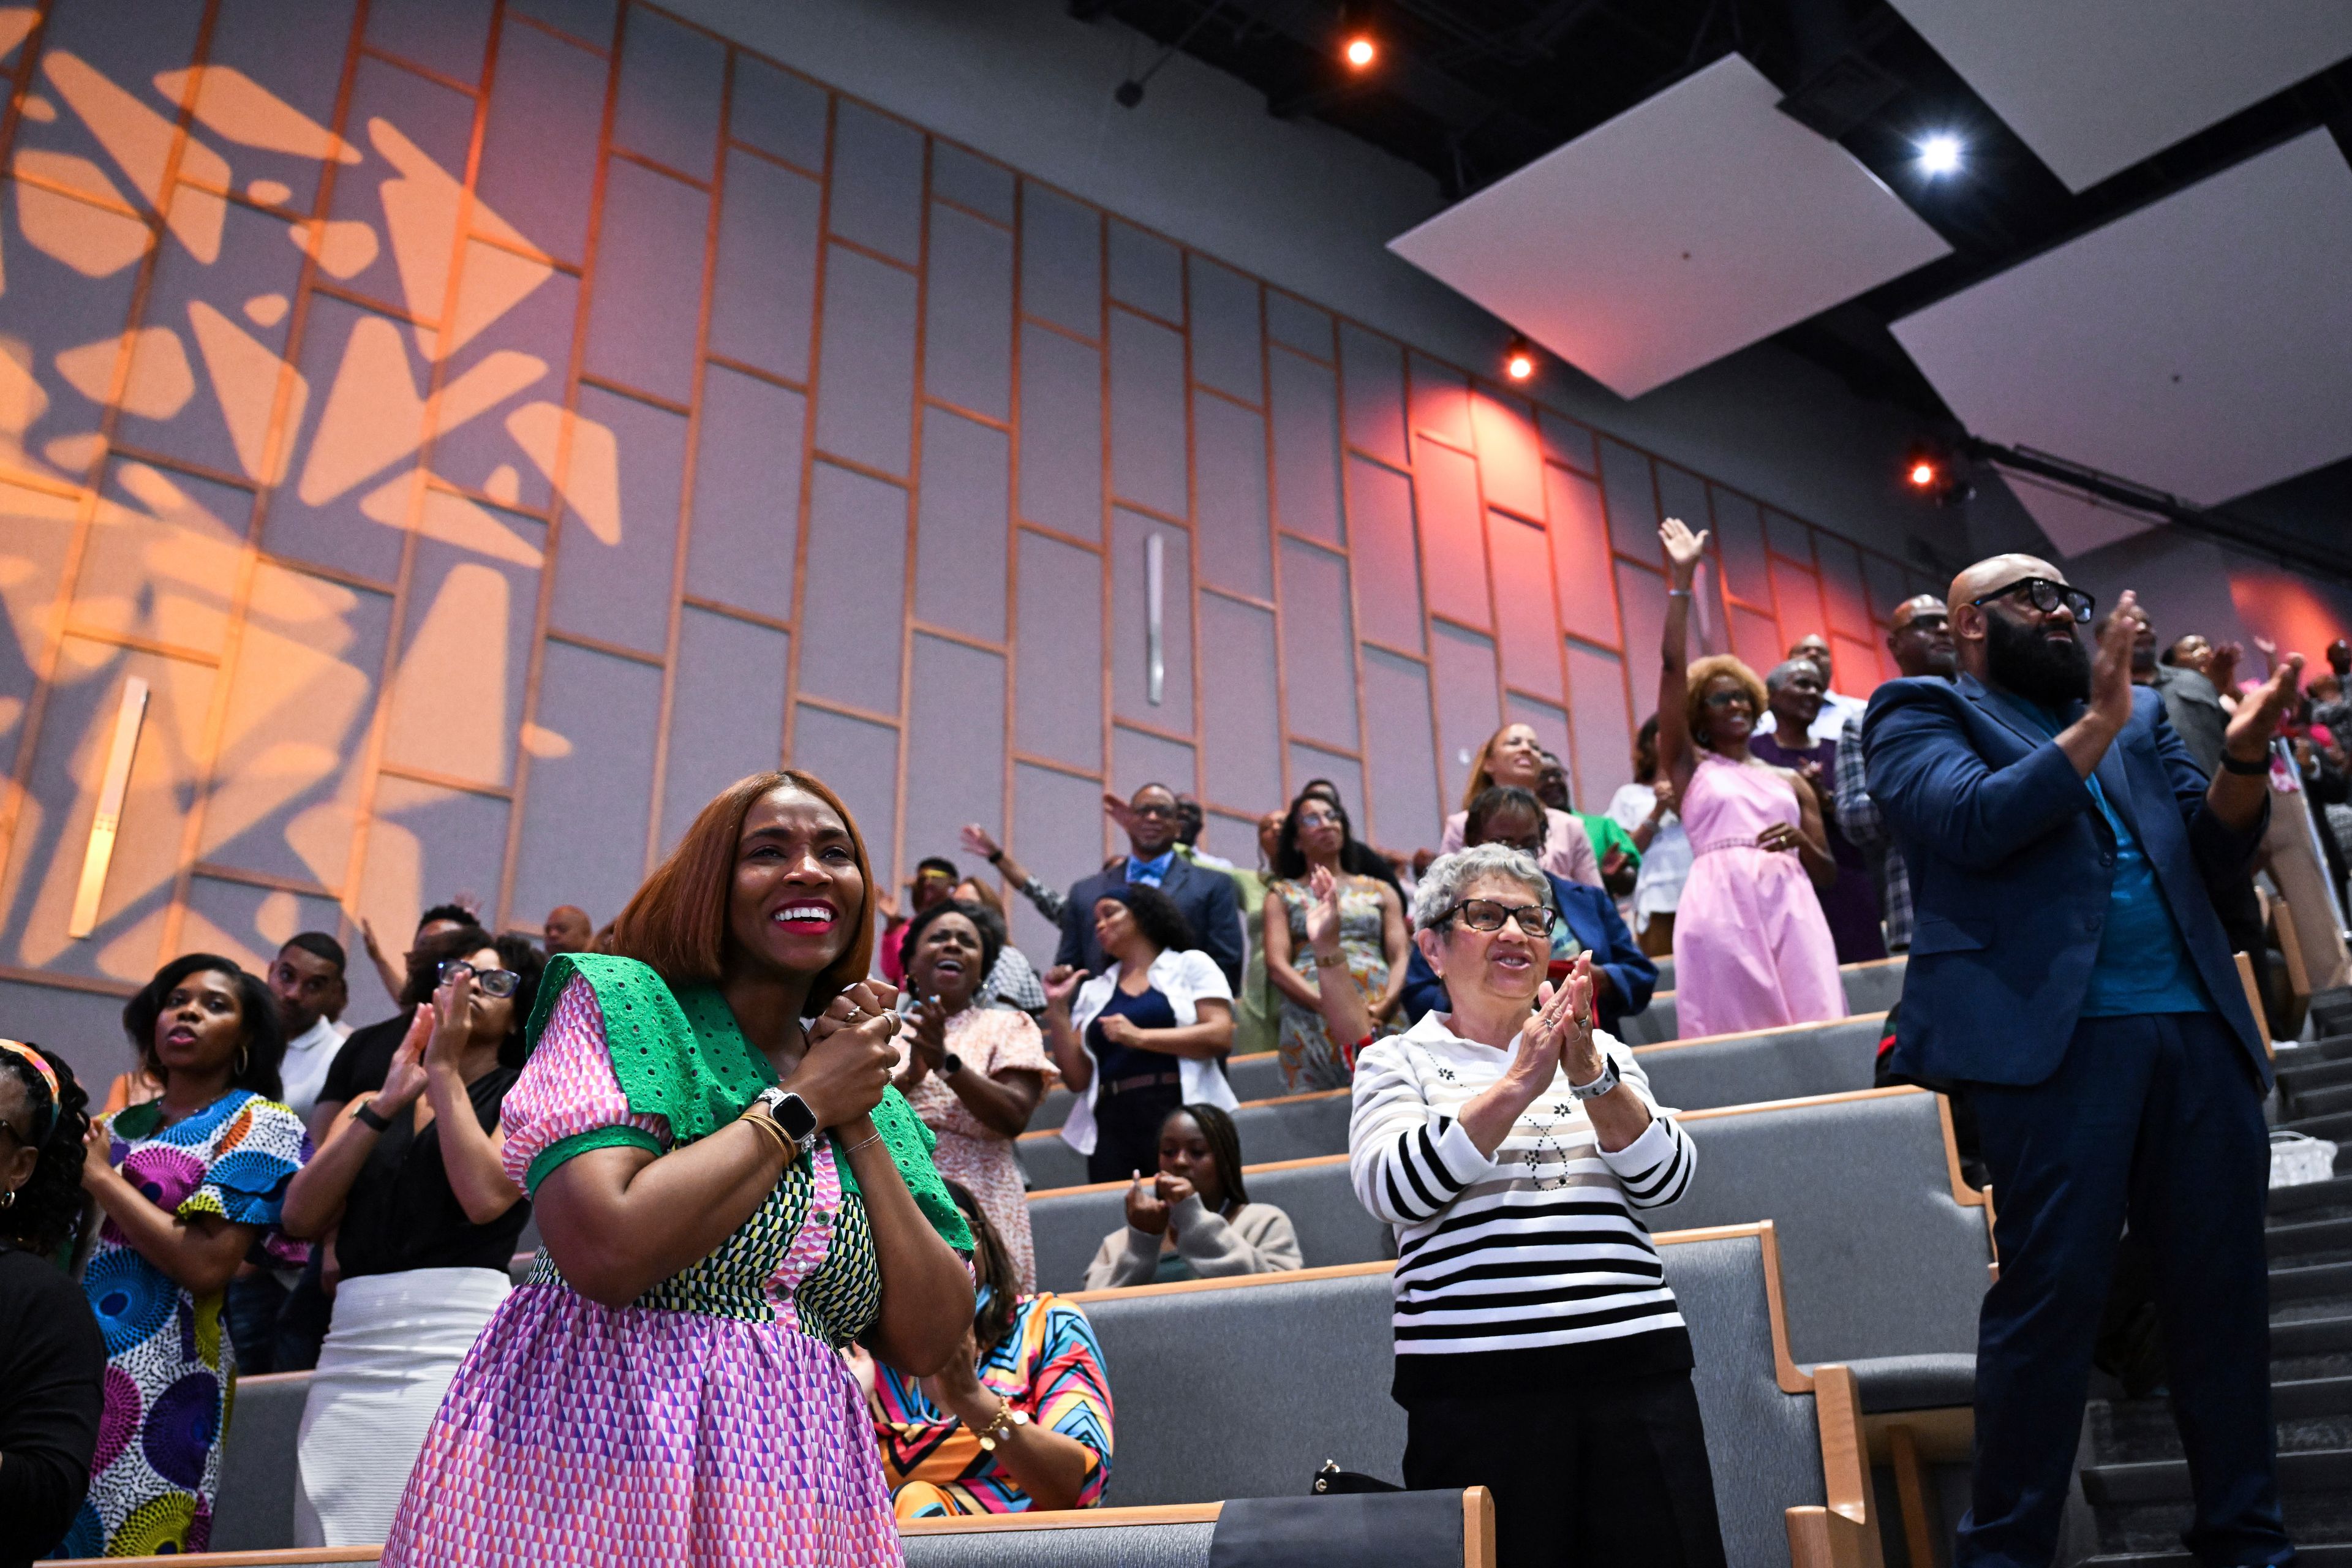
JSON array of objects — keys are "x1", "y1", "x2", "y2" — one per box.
[
  {"x1": 1263, "y1": 792, "x2": 1409, "y2": 1090},
  {"x1": 69, "y1": 955, "x2": 307, "y2": 1556},
  {"x1": 891, "y1": 899, "x2": 1055, "y2": 1289},
  {"x1": 382, "y1": 771, "x2": 974, "y2": 1567}
]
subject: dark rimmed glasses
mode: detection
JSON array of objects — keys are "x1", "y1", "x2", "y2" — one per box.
[
  {"x1": 439, "y1": 959, "x2": 521, "y2": 998},
  {"x1": 1971, "y1": 576, "x2": 2094, "y2": 623},
  {"x1": 1440, "y1": 898, "x2": 1558, "y2": 937}
]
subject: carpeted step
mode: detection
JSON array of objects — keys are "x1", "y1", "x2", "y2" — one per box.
[
  {"x1": 2272, "y1": 1177, "x2": 2352, "y2": 1219},
  {"x1": 2272, "y1": 1260, "x2": 2352, "y2": 1303},
  {"x1": 2271, "y1": 1215, "x2": 2352, "y2": 1261}
]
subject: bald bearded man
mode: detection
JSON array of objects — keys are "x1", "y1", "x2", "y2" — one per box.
[{"x1": 1864, "y1": 555, "x2": 2304, "y2": 1568}]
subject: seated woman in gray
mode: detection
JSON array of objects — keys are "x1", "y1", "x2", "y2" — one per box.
[{"x1": 1082, "y1": 1102, "x2": 1300, "y2": 1287}]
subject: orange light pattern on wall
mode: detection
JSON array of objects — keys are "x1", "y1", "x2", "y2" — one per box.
[{"x1": 0, "y1": 0, "x2": 1937, "y2": 1057}]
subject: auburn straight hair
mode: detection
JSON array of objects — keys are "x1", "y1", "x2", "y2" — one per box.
[{"x1": 606, "y1": 770, "x2": 877, "y2": 1014}]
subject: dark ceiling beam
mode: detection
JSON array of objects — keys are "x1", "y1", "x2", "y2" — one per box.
[{"x1": 1969, "y1": 441, "x2": 2352, "y2": 590}]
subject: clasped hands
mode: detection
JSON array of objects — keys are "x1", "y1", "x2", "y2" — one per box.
[
  {"x1": 787, "y1": 979, "x2": 905, "y2": 1133},
  {"x1": 1125, "y1": 1169, "x2": 1196, "y2": 1236}
]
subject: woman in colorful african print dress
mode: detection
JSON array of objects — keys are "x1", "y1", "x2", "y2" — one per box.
[
  {"x1": 1264, "y1": 791, "x2": 1409, "y2": 1090},
  {"x1": 854, "y1": 1181, "x2": 1112, "y2": 1518},
  {"x1": 70, "y1": 954, "x2": 308, "y2": 1556},
  {"x1": 892, "y1": 899, "x2": 1054, "y2": 1290},
  {"x1": 382, "y1": 771, "x2": 974, "y2": 1568}
]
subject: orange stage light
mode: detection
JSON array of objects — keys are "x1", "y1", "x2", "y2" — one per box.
[
  {"x1": 1504, "y1": 338, "x2": 1535, "y2": 380},
  {"x1": 1908, "y1": 461, "x2": 1937, "y2": 488},
  {"x1": 1343, "y1": 35, "x2": 1376, "y2": 67}
]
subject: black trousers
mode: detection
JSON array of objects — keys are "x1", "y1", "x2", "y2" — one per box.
[
  {"x1": 1085, "y1": 1077, "x2": 1183, "y2": 1185},
  {"x1": 1959, "y1": 1011, "x2": 2288, "y2": 1568},
  {"x1": 1401, "y1": 1371, "x2": 1727, "y2": 1568}
]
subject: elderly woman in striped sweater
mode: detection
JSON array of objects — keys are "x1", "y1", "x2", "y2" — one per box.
[{"x1": 1339, "y1": 845, "x2": 1724, "y2": 1568}]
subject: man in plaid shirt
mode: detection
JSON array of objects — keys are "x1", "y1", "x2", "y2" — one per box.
[{"x1": 1835, "y1": 595, "x2": 1957, "y2": 951}]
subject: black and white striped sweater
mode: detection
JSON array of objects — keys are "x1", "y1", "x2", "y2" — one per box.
[{"x1": 1348, "y1": 1009, "x2": 1700, "y2": 1396}]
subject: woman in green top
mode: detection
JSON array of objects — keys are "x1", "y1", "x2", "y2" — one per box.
[{"x1": 381, "y1": 770, "x2": 974, "y2": 1568}]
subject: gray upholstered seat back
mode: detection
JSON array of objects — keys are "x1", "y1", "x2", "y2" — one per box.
[
  {"x1": 1666, "y1": 1090, "x2": 1988, "y2": 1366},
  {"x1": 1616, "y1": 991, "x2": 1679, "y2": 1044},
  {"x1": 1029, "y1": 1053, "x2": 1290, "y2": 1133},
  {"x1": 209, "y1": 1371, "x2": 311, "y2": 1550},
  {"x1": 1665, "y1": 1234, "x2": 1826, "y2": 1568},
  {"x1": 1020, "y1": 1091, "x2": 1353, "y2": 1194},
  {"x1": 1081, "y1": 1267, "x2": 1403, "y2": 1505},
  {"x1": 904, "y1": 1520, "x2": 1218, "y2": 1567},
  {"x1": 1634, "y1": 1016, "x2": 1885, "y2": 1110},
  {"x1": 1840, "y1": 958, "x2": 1908, "y2": 1017},
  {"x1": 1027, "y1": 1158, "x2": 1386, "y2": 1293},
  {"x1": 1082, "y1": 1233, "x2": 1825, "y2": 1568}
]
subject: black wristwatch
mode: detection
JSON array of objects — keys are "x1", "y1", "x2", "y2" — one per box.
[
  {"x1": 2220, "y1": 749, "x2": 2271, "y2": 776},
  {"x1": 352, "y1": 1099, "x2": 391, "y2": 1131},
  {"x1": 940, "y1": 1052, "x2": 965, "y2": 1079}
]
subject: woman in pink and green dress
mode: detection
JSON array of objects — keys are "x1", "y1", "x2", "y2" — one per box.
[{"x1": 381, "y1": 771, "x2": 975, "y2": 1567}]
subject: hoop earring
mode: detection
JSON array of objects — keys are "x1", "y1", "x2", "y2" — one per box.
[
  {"x1": 236, "y1": 1044, "x2": 249, "y2": 1076},
  {"x1": 0, "y1": 1188, "x2": 15, "y2": 1208}
]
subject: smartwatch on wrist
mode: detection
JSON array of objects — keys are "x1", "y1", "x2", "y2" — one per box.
[
  {"x1": 940, "y1": 1052, "x2": 965, "y2": 1079},
  {"x1": 753, "y1": 1085, "x2": 820, "y2": 1154}
]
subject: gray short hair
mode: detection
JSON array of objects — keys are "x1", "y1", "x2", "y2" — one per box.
[
  {"x1": 1765, "y1": 657, "x2": 1825, "y2": 695},
  {"x1": 1410, "y1": 846, "x2": 1550, "y2": 932}
]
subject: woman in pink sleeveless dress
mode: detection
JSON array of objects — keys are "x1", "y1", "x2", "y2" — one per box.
[{"x1": 1655, "y1": 519, "x2": 1846, "y2": 1039}]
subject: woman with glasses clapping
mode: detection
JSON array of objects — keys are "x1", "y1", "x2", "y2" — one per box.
[
  {"x1": 1654, "y1": 517, "x2": 1844, "y2": 1039},
  {"x1": 279, "y1": 929, "x2": 545, "y2": 1545},
  {"x1": 1346, "y1": 845, "x2": 1721, "y2": 1568}
]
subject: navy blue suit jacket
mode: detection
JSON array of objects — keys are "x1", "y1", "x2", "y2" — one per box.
[
  {"x1": 1863, "y1": 673, "x2": 2268, "y2": 1090},
  {"x1": 1055, "y1": 857, "x2": 1245, "y2": 990},
  {"x1": 1398, "y1": 873, "x2": 1656, "y2": 1033}
]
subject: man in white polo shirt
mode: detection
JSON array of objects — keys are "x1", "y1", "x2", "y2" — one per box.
[{"x1": 269, "y1": 932, "x2": 350, "y2": 1125}]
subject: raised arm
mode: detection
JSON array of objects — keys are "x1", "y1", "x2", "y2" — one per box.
[
  {"x1": 1039, "y1": 967, "x2": 1092, "y2": 1092},
  {"x1": 1656, "y1": 518, "x2": 1709, "y2": 790},
  {"x1": 80, "y1": 1121, "x2": 260, "y2": 1297},
  {"x1": 1305, "y1": 867, "x2": 1377, "y2": 1047},
  {"x1": 283, "y1": 1008, "x2": 432, "y2": 1238},
  {"x1": 422, "y1": 969, "x2": 524, "y2": 1226}
]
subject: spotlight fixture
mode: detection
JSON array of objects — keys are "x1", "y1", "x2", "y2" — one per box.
[
  {"x1": 1343, "y1": 34, "x2": 1376, "y2": 68},
  {"x1": 1917, "y1": 133, "x2": 1964, "y2": 176},
  {"x1": 1504, "y1": 337, "x2": 1536, "y2": 381},
  {"x1": 1902, "y1": 443, "x2": 1973, "y2": 506}
]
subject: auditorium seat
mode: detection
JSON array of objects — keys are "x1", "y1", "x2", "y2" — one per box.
[
  {"x1": 1616, "y1": 957, "x2": 1907, "y2": 1046},
  {"x1": 1015, "y1": 1088, "x2": 1351, "y2": 1192},
  {"x1": 1034, "y1": 1084, "x2": 1991, "y2": 1417},
  {"x1": 66, "y1": 1495, "x2": 1496, "y2": 1568},
  {"x1": 1634, "y1": 1015, "x2": 1887, "y2": 1110},
  {"x1": 1026, "y1": 1050, "x2": 1292, "y2": 1134},
  {"x1": 206, "y1": 1371, "x2": 313, "y2": 1550},
  {"x1": 1025, "y1": 1155, "x2": 1388, "y2": 1293},
  {"x1": 1072, "y1": 1224, "x2": 1882, "y2": 1566},
  {"x1": 905, "y1": 1491, "x2": 1496, "y2": 1568}
]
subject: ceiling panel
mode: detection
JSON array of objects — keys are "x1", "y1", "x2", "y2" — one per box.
[
  {"x1": 1892, "y1": 130, "x2": 2352, "y2": 509},
  {"x1": 1993, "y1": 470, "x2": 2163, "y2": 560},
  {"x1": 1885, "y1": 0, "x2": 2352, "y2": 193},
  {"x1": 1387, "y1": 55, "x2": 1950, "y2": 400}
]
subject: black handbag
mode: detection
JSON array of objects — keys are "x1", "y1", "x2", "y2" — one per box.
[{"x1": 1311, "y1": 1460, "x2": 1403, "y2": 1494}]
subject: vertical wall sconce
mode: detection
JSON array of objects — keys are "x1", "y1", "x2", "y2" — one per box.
[
  {"x1": 1145, "y1": 532, "x2": 1166, "y2": 706},
  {"x1": 67, "y1": 677, "x2": 149, "y2": 939}
]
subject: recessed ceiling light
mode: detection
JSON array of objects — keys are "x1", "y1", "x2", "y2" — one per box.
[{"x1": 1918, "y1": 134, "x2": 1964, "y2": 176}]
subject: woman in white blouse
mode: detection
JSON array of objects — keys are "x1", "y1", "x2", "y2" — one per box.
[{"x1": 1042, "y1": 886, "x2": 1236, "y2": 1185}]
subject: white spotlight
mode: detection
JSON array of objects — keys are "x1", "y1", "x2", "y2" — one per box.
[{"x1": 1918, "y1": 134, "x2": 1964, "y2": 176}]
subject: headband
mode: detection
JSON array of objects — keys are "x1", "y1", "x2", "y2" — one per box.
[{"x1": 0, "y1": 1039, "x2": 61, "y2": 1136}]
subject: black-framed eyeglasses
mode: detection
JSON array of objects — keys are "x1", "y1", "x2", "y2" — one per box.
[
  {"x1": 1441, "y1": 898, "x2": 1558, "y2": 937},
  {"x1": 439, "y1": 960, "x2": 521, "y2": 998},
  {"x1": 1702, "y1": 689, "x2": 1755, "y2": 710},
  {"x1": 1971, "y1": 577, "x2": 2094, "y2": 623}
]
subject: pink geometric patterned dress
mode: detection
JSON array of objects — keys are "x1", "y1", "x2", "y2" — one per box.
[
  {"x1": 1670, "y1": 752, "x2": 1847, "y2": 1040},
  {"x1": 380, "y1": 976, "x2": 904, "y2": 1567}
]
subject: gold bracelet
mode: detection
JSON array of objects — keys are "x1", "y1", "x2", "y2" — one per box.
[
  {"x1": 974, "y1": 1398, "x2": 1031, "y2": 1452},
  {"x1": 738, "y1": 1106, "x2": 790, "y2": 1154}
]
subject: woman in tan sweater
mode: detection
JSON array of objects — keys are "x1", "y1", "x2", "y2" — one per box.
[{"x1": 1082, "y1": 1102, "x2": 1300, "y2": 1288}]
